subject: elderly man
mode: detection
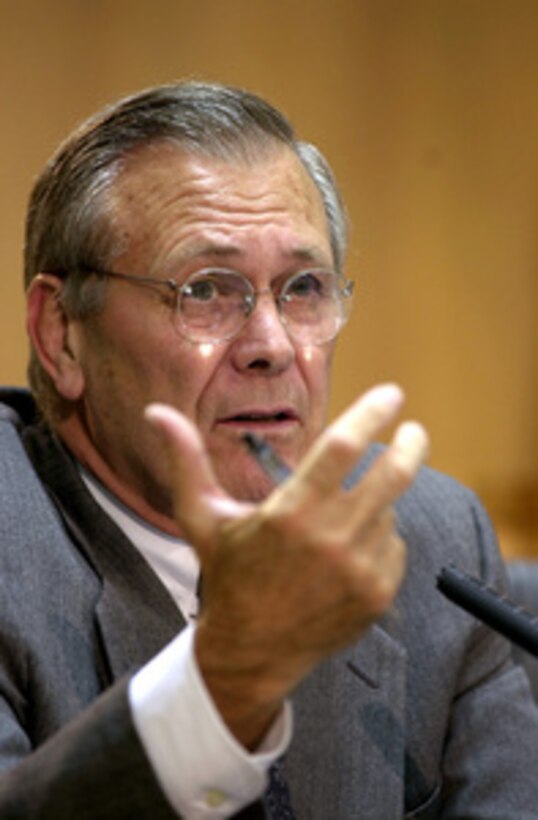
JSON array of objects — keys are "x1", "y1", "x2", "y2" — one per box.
[{"x1": 0, "y1": 81, "x2": 536, "y2": 818}]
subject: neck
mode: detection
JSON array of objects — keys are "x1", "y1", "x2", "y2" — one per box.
[{"x1": 56, "y1": 413, "x2": 182, "y2": 538}]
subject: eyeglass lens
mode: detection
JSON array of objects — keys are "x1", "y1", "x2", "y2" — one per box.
[{"x1": 177, "y1": 269, "x2": 351, "y2": 344}]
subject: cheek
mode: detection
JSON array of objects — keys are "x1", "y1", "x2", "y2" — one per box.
[
  {"x1": 154, "y1": 342, "x2": 228, "y2": 420},
  {"x1": 81, "y1": 311, "x2": 223, "y2": 422},
  {"x1": 299, "y1": 344, "x2": 334, "y2": 418}
]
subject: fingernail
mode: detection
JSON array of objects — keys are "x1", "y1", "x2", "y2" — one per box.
[
  {"x1": 394, "y1": 421, "x2": 430, "y2": 467},
  {"x1": 369, "y1": 383, "x2": 404, "y2": 409}
]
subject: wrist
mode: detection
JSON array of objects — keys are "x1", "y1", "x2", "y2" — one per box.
[{"x1": 195, "y1": 620, "x2": 291, "y2": 750}]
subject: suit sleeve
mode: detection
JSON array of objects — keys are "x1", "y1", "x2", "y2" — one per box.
[{"x1": 0, "y1": 675, "x2": 180, "y2": 819}]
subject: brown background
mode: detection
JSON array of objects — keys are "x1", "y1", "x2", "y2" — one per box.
[{"x1": 1, "y1": 0, "x2": 536, "y2": 557}]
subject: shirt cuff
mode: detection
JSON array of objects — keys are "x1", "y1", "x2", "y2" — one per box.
[{"x1": 129, "y1": 624, "x2": 292, "y2": 819}]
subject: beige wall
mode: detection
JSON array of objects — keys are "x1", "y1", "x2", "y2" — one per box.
[{"x1": 1, "y1": 0, "x2": 537, "y2": 556}]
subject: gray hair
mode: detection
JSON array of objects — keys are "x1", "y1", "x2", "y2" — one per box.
[{"x1": 25, "y1": 81, "x2": 348, "y2": 421}]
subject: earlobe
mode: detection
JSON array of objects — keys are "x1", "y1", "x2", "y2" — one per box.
[{"x1": 26, "y1": 274, "x2": 85, "y2": 401}]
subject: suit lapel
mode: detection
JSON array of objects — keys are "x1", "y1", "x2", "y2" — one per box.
[
  {"x1": 58, "y1": 496, "x2": 186, "y2": 681},
  {"x1": 285, "y1": 622, "x2": 407, "y2": 819},
  {"x1": 22, "y1": 422, "x2": 186, "y2": 681},
  {"x1": 94, "y1": 564, "x2": 185, "y2": 682}
]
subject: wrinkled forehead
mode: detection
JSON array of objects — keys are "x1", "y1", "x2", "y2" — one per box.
[{"x1": 107, "y1": 142, "x2": 332, "y2": 271}]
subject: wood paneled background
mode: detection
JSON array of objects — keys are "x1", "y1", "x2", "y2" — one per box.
[{"x1": 1, "y1": 0, "x2": 536, "y2": 557}]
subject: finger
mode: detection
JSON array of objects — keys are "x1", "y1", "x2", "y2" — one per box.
[
  {"x1": 144, "y1": 403, "x2": 241, "y2": 545},
  {"x1": 292, "y1": 383, "x2": 405, "y2": 498},
  {"x1": 363, "y1": 529, "x2": 407, "y2": 613},
  {"x1": 346, "y1": 420, "x2": 430, "y2": 531}
]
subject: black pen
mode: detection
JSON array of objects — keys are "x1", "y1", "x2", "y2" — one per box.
[
  {"x1": 242, "y1": 431, "x2": 359, "y2": 490},
  {"x1": 242, "y1": 432, "x2": 292, "y2": 485}
]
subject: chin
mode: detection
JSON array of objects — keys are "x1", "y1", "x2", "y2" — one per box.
[{"x1": 216, "y1": 465, "x2": 275, "y2": 503}]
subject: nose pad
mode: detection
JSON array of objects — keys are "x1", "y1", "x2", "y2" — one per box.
[{"x1": 232, "y1": 290, "x2": 295, "y2": 372}]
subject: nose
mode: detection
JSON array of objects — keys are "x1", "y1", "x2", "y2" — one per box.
[{"x1": 230, "y1": 290, "x2": 296, "y2": 374}]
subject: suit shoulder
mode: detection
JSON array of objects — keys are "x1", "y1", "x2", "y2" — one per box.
[{"x1": 397, "y1": 460, "x2": 502, "y2": 584}]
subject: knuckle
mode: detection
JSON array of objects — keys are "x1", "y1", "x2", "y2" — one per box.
[
  {"x1": 329, "y1": 431, "x2": 361, "y2": 462},
  {"x1": 388, "y1": 452, "x2": 418, "y2": 492},
  {"x1": 260, "y1": 504, "x2": 321, "y2": 551},
  {"x1": 302, "y1": 433, "x2": 360, "y2": 494},
  {"x1": 351, "y1": 560, "x2": 397, "y2": 614},
  {"x1": 350, "y1": 531, "x2": 406, "y2": 613}
]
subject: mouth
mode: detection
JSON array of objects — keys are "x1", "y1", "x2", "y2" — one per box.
[{"x1": 217, "y1": 408, "x2": 299, "y2": 431}]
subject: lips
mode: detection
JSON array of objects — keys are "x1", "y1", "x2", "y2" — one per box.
[
  {"x1": 229, "y1": 410, "x2": 294, "y2": 422},
  {"x1": 217, "y1": 407, "x2": 299, "y2": 427}
]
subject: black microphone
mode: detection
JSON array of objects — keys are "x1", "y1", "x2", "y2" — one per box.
[{"x1": 437, "y1": 565, "x2": 538, "y2": 657}]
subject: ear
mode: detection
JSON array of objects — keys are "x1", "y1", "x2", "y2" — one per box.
[{"x1": 26, "y1": 274, "x2": 85, "y2": 401}]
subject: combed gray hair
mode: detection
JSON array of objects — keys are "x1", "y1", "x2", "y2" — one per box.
[{"x1": 25, "y1": 81, "x2": 348, "y2": 421}]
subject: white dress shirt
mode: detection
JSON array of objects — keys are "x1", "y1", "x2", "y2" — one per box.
[{"x1": 80, "y1": 468, "x2": 292, "y2": 818}]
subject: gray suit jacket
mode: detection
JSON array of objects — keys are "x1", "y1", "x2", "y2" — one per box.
[{"x1": 0, "y1": 389, "x2": 537, "y2": 819}]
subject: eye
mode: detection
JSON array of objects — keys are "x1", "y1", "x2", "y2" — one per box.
[
  {"x1": 185, "y1": 277, "x2": 217, "y2": 302},
  {"x1": 284, "y1": 272, "x2": 325, "y2": 300}
]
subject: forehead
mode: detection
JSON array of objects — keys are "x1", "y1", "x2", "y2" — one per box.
[{"x1": 109, "y1": 143, "x2": 332, "y2": 271}]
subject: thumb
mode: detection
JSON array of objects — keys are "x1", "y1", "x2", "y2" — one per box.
[{"x1": 144, "y1": 403, "x2": 239, "y2": 548}]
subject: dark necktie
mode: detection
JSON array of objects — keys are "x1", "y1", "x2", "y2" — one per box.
[{"x1": 263, "y1": 758, "x2": 296, "y2": 819}]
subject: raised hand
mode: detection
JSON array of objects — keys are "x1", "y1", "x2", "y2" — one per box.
[{"x1": 145, "y1": 384, "x2": 429, "y2": 748}]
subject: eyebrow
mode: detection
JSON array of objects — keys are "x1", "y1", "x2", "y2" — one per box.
[{"x1": 167, "y1": 241, "x2": 331, "y2": 271}]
